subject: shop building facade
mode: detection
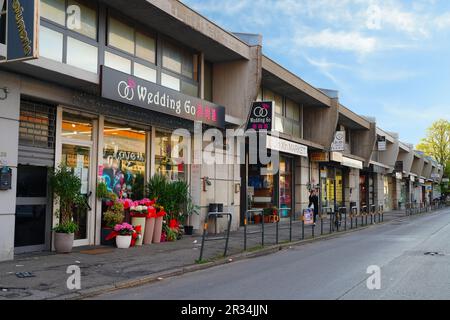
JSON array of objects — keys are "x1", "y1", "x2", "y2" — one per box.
[
  {"x1": 0, "y1": 0, "x2": 444, "y2": 262},
  {"x1": 0, "y1": 0, "x2": 262, "y2": 261}
]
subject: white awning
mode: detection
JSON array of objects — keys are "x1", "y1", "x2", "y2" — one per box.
[{"x1": 266, "y1": 135, "x2": 308, "y2": 158}]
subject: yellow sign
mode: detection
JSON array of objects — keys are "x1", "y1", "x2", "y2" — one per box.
[{"x1": 310, "y1": 152, "x2": 329, "y2": 162}]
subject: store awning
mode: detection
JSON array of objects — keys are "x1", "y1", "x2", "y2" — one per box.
[
  {"x1": 266, "y1": 135, "x2": 308, "y2": 158},
  {"x1": 342, "y1": 156, "x2": 363, "y2": 169}
]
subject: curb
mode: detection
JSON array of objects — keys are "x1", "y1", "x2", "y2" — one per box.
[{"x1": 56, "y1": 210, "x2": 443, "y2": 300}]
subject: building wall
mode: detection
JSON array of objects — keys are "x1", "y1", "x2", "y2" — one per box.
[
  {"x1": 0, "y1": 72, "x2": 20, "y2": 261},
  {"x1": 345, "y1": 168, "x2": 360, "y2": 211}
]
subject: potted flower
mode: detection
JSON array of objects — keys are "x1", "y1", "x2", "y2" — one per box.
[
  {"x1": 130, "y1": 201, "x2": 152, "y2": 246},
  {"x1": 183, "y1": 194, "x2": 200, "y2": 235},
  {"x1": 50, "y1": 164, "x2": 87, "y2": 253},
  {"x1": 102, "y1": 201, "x2": 124, "y2": 246},
  {"x1": 113, "y1": 222, "x2": 134, "y2": 249}
]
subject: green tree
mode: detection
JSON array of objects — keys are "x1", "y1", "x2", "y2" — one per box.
[{"x1": 416, "y1": 119, "x2": 450, "y2": 175}]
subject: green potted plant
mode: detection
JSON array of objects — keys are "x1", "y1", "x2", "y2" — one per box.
[
  {"x1": 183, "y1": 194, "x2": 200, "y2": 235},
  {"x1": 102, "y1": 201, "x2": 124, "y2": 245},
  {"x1": 50, "y1": 164, "x2": 87, "y2": 253}
]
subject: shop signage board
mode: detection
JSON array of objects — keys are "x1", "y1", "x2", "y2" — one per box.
[
  {"x1": 341, "y1": 156, "x2": 363, "y2": 169},
  {"x1": 266, "y1": 135, "x2": 308, "y2": 158},
  {"x1": 246, "y1": 101, "x2": 273, "y2": 131},
  {"x1": 303, "y1": 208, "x2": 314, "y2": 226},
  {"x1": 101, "y1": 66, "x2": 226, "y2": 128},
  {"x1": 395, "y1": 172, "x2": 403, "y2": 180},
  {"x1": 331, "y1": 131, "x2": 345, "y2": 152},
  {"x1": 0, "y1": 0, "x2": 39, "y2": 63},
  {"x1": 419, "y1": 178, "x2": 425, "y2": 184},
  {"x1": 310, "y1": 151, "x2": 329, "y2": 162},
  {"x1": 378, "y1": 136, "x2": 387, "y2": 151},
  {"x1": 410, "y1": 175, "x2": 415, "y2": 182}
]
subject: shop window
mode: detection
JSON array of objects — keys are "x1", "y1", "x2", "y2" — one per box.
[
  {"x1": 67, "y1": 37, "x2": 98, "y2": 73},
  {"x1": 108, "y1": 16, "x2": 135, "y2": 54},
  {"x1": 19, "y1": 101, "x2": 56, "y2": 149},
  {"x1": 279, "y1": 156, "x2": 293, "y2": 217},
  {"x1": 181, "y1": 80, "x2": 198, "y2": 97},
  {"x1": 161, "y1": 72, "x2": 181, "y2": 91},
  {"x1": 155, "y1": 130, "x2": 187, "y2": 181},
  {"x1": 133, "y1": 62, "x2": 157, "y2": 83},
  {"x1": 102, "y1": 123, "x2": 147, "y2": 200},
  {"x1": 67, "y1": 0, "x2": 97, "y2": 39},
  {"x1": 135, "y1": 32, "x2": 156, "y2": 63},
  {"x1": 0, "y1": 0, "x2": 6, "y2": 44},
  {"x1": 39, "y1": 26, "x2": 64, "y2": 62},
  {"x1": 41, "y1": 0, "x2": 98, "y2": 39},
  {"x1": 61, "y1": 112, "x2": 93, "y2": 141},
  {"x1": 247, "y1": 163, "x2": 275, "y2": 210},
  {"x1": 41, "y1": 0, "x2": 66, "y2": 26},
  {"x1": 104, "y1": 51, "x2": 131, "y2": 74}
]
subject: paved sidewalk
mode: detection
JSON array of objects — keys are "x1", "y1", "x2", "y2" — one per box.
[{"x1": 0, "y1": 208, "x2": 438, "y2": 299}]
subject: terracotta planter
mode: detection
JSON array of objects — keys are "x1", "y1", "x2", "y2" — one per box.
[
  {"x1": 116, "y1": 235, "x2": 132, "y2": 249},
  {"x1": 153, "y1": 216, "x2": 163, "y2": 243},
  {"x1": 254, "y1": 215, "x2": 261, "y2": 224},
  {"x1": 131, "y1": 217, "x2": 146, "y2": 246},
  {"x1": 54, "y1": 232, "x2": 74, "y2": 253},
  {"x1": 143, "y1": 217, "x2": 156, "y2": 245}
]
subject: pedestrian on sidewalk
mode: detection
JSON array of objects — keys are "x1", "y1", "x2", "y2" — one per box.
[{"x1": 309, "y1": 189, "x2": 319, "y2": 224}]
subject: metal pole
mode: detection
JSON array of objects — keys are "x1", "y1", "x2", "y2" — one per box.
[
  {"x1": 321, "y1": 216, "x2": 324, "y2": 235},
  {"x1": 276, "y1": 215, "x2": 279, "y2": 245},
  {"x1": 261, "y1": 210, "x2": 265, "y2": 247},
  {"x1": 302, "y1": 219, "x2": 304, "y2": 240},
  {"x1": 289, "y1": 209, "x2": 292, "y2": 242},
  {"x1": 223, "y1": 214, "x2": 232, "y2": 257},
  {"x1": 199, "y1": 216, "x2": 208, "y2": 261},
  {"x1": 244, "y1": 212, "x2": 247, "y2": 251}
]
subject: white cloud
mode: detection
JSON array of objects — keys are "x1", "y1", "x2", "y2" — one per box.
[{"x1": 295, "y1": 29, "x2": 377, "y2": 54}]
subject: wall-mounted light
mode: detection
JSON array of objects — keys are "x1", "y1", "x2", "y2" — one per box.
[
  {"x1": 202, "y1": 176, "x2": 211, "y2": 191},
  {"x1": 0, "y1": 87, "x2": 8, "y2": 100}
]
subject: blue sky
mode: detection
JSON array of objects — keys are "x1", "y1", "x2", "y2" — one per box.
[{"x1": 182, "y1": 0, "x2": 450, "y2": 146}]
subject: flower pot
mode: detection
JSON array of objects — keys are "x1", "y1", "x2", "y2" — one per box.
[
  {"x1": 254, "y1": 215, "x2": 261, "y2": 224},
  {"x1": 143, "y1": 217, "x2": 156, "y2": 245},
  {"x1": 101, "y1": 227, "x2": 115, "y2": 246},
  {"x1": 116, "y1": 235, "x2": 132, "y2": 249},
  {"x1": 153, "y1": 216, "x2": 163, "y2": 243},
  {"x1": 54, "y1": 232, "x2": 74, "y2": 253},
  {"x1": 184, "y1": 225, "x2": 194, "y2": 235},
  {"x1": 131, "y1": 217, "x2": 146, "y2": 246}
]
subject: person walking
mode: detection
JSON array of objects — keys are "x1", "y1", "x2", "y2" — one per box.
[{"x1": 308, "y1": 189, "x2": 319, "y2": 224}]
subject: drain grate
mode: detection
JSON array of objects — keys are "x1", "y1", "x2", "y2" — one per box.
[{"x1": 424, "y1": 252, "x2": 444, "y2": 256}]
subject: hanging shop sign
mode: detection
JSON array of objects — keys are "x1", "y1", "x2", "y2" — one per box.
[
  {"x1": 331, "y1": 131, "x2": 345, "y2": 152},
  {"x1": 419, "y1": 178, "x2": 425, "y2": 184},
  {"x1": 341, "y1": 156, "x2": 363, "y2": 169},
  {"x1": 377, "y1": 136, "x2": 387, "y2": 151},
  {"x1": 395, "y1": 172, "x2": 403, "y2": 180},
  {"x1": 101, "y1": 66, "x2": 226, "y2": 128},
  {"x1": 310, "y1": 151, "x2": 329, "y2": 162},
  {"x1": 410, "y1": 175, "x2": 415, "y2": 182},
  {"x1": 0, "y1": 0, "x2": 39, "y2": 63},
  {"x1": 395, "y1": 161, "x2": 403, "y2": 173},
  {"x1": 266, "y1": 135, "x2": 308, "y2": 158},
  {"x1": 246, "y1": 101, "x2": 273, "y2": 131}
]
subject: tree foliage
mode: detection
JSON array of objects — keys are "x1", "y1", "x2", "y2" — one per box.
[{"x1": 416, "y1": 119, "x2": 450, "y2": 176}]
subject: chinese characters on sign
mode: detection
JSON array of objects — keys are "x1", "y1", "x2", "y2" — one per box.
[
  {"x1": 101, "y1": 66, "x2": 226, "y2": 128},
  {"x1": 246, "y1": 101, "x2": 273, "y2": 131}
]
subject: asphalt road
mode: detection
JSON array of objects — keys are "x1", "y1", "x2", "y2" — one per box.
[{"x1": 92, "y1": 209, "x2": 450, "y2": 300}]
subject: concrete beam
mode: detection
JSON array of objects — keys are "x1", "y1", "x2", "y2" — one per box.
[
  {"x1": 338, "y1": 104, "x2": 371, "y2": 130},
  {"x1": 397, "y1": 147, "x2": 414, "y2": 175},
  {"x1": 303, "y1": 98, "x2": 339, "y2": 149},
  {"x1": 262, "y1": 56, "x2": 332, "y2": 108},
  {"x1": 213, "y1": 46, "x2": 262, "y2": 124},
  {"x1": 351, "y1": 121, "x2": 377, "y2": 167},
  {"x1": 411, "y1": 152, "x2": 425, "y2": 176}
]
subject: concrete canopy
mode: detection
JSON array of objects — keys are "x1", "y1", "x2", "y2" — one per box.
[{"x1": 101, "y1": 0, "x2": 251, "y2": 62}]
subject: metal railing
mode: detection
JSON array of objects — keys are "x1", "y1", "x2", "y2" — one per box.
[
  {"x1": 243, "y1": 209, "x2": 264, "y2": 251},
  {"x1": 198, "y1": 212, "x2": 232, "y2": 261}
]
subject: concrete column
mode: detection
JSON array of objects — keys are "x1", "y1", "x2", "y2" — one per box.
[
  {"x1": 0, "y1": 71, "x2": 20, "y2": 261},
  {"x1": 295, "y1": 156, "x2": 310, "y2": 213}
]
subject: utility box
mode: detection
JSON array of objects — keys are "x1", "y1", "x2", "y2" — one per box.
[{"x1": 0, "y1": 167, "x2": 12, "y2": 190}]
